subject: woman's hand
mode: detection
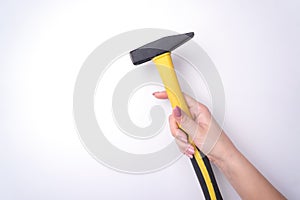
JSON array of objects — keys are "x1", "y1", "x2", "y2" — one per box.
[{"x1": 153, "y1": 91, "x2": 234, "y2": 165}]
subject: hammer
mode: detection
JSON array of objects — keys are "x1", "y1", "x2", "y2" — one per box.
[{"x1": 130, "y1": 32, "x2": 222, "y2": 200}]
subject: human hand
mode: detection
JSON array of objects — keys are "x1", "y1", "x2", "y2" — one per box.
[{"x1": 153, "y1": 91, "x2": 234, "y2": 165}]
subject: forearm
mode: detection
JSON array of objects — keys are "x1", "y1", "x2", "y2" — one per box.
[
  {"x1": 209, "y1": 132, "x2": 286, "y2": 200},
  {"x1": 153, "y1": 91, "x2": 285, "y2": 199}
]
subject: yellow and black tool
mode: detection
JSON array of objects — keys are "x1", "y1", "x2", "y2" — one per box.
[{"x1": 130, "y1": 32, "x2": 222, "y2": 200}]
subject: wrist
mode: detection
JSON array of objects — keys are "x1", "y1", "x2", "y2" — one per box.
[{"x1": 206, "y1": 131, "x2": 238, "y2": 169}]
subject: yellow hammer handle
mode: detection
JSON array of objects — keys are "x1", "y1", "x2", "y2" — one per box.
[
  {"x1": 152, "y1": 52, "x2": 219, "y2": 200},
  {"x1": 152, "y1": 52, "x2": 191, "y2": 118}
]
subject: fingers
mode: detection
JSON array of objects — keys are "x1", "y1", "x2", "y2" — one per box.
[
  {"x1": 175, "y1": 131, "x2": 194, "y2": 158},
  {"x1": 169, "y1": 114, "x2": 194, "y2": 158},
  {"x1": 173, "y1": 106, "x2": 200, "y2": 142},
  {"x1": 154, "y1": 91, "x2": 208, "y2": 155},
  {"x1": 152, "y1": 91, "x2": 197, "y2": 105},
  {"x1": 152, "y1": 91, "x2": 207, "y2": 119},
  {"x1": 152, "y1": 91, "x2": 168, "y2": 99}
]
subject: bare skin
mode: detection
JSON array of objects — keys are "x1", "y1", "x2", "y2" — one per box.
[{"x1": 153, "y1": 91, "x2": 286, "y2": 200}]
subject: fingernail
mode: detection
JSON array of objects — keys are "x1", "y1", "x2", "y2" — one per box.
[
  {"x1": 173, "y1": 106, "x2": 181, "y2": 117},
  {"x1": 188, "y1": 146, "x2": 195, "y2": 154},
  {"x1": 152, "y1": 92, "x2": 158, "y2": 96}
]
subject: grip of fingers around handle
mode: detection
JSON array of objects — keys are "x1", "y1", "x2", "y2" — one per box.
[{"x1": 152, "y1": 52, "x2": 195, "y2": 144}]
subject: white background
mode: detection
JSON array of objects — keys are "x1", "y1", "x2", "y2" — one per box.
[{"x1": 1, "y1": 0, "x2": 300, "y2": 199}]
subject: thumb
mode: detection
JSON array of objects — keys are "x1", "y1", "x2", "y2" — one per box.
[{"x1": 173, "y1": 106, "x2": 200, "y2": 143}]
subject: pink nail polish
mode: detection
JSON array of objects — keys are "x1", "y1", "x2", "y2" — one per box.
[
  {"x1": 173, "y1": 106, "x2": 181, "y2": 117},
  {"x1": 188, "y1": 147, "x2": 195, "y2": 154}
]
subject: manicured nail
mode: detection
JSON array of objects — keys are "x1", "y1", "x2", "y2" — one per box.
[
  {"x1": 188, "y1": 146, "x2": 195, "y2": 154},
  {"x1": 173, "y1": 106, "x2": 181, "y2": 117}
]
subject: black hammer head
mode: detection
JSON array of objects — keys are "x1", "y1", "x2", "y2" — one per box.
[{"x1": 130, "y1": 32, "x2": 194, "y2": 65}]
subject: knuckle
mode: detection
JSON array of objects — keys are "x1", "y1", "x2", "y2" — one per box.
[{"x1": 198, "y1": 103, "x2": 210, "y2": 113}]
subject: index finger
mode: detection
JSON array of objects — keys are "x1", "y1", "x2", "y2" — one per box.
[
  {"x1": 153, "y1": 91, "x2": 198, "y2": 105},
  {"x1": 152, "y1": 91, "x2": 168, "y2": 99}
]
